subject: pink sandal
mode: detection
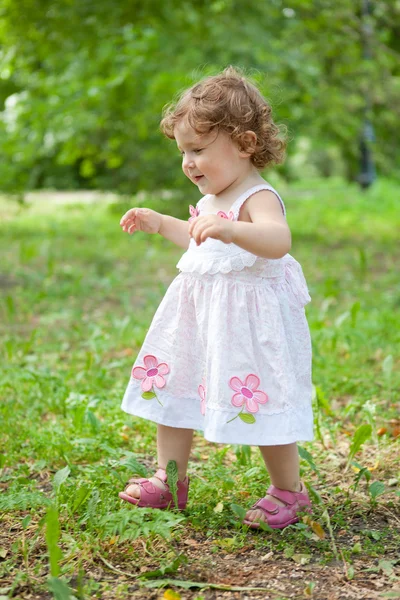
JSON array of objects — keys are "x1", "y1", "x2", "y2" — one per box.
[
  {"x1": 243, "y1": 483, "x2": 312, "y2": 530},
  {"x1": 118, "y1": 468, "x2": 189, "y2": 510}
]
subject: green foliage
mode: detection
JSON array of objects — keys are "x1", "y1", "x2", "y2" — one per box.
[
  {"x1": 298, "y1": 445, "x2": 320, "y2": 476},
  {"x1": 346, "y1": 424, "x2": 372, "y2": 470},
  {"x1": 0, "y1": 490, "x2": 49, "y2": 511},
  {"x1": 120, "y1": 453, "x2": 148, "y2": 478},
  {"x1": 45, "y1": 505, "x2": 62, "y2": 577},
  {"x1": 53, "y1": 466, "x2": 71, "y2": 493},
  {"x1": 369, "y1": 481, "x2": 385, "y2": 500},
  {"x1": 166, "y1": 459, "x2": 179, "y2": 509},
  {"x1": 0, "y1": 2, "x2": 399, "y2": 196},
  {"x1": 98, "y1": 507, "x2": 185, "y2": 542},
  {"x1": 138, "y1": 553, "x2": 187, "y2": 580},
  {"x1": 47, "y1": 577, "x2": 76, "y2": 600}
]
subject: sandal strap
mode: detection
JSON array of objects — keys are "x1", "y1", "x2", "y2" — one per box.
[
  {"x1": 124, "y1": 469, "x2": 168, "y2": 492},
  {"x1": 120, "y1": 468, "x2": 189, "y2": 509},
  {"x1": 126, "y1": 477, "x2": 148, "y2": 484},
  {"x1": 124, "y1": 468, "x2": 188, "y2": 494},
  {"x1": 153, "y1": 468, "x2": 168, "y2": 484},
  {"x1": 267, "y1": 483, "x2": 308, "y2": 506},
  {"x1": 153, "y1": 468, "x2": 189, "y2": 487},
  {"x1": 251, "y1": 497, "x2": 280, "y2": 515}
]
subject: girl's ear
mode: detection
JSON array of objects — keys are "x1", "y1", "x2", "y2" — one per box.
[{"x1": 237, "y1": 130, "x2": 257, "y2": 157}]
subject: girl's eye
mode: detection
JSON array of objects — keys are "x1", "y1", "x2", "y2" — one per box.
[{"x1": 179, "y1": 148, "x2": 203, "y2": 157}]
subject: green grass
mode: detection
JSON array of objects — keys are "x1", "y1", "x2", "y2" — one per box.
[{"x1": 0, "y1": 178, "x2": 399, "y2": 599}]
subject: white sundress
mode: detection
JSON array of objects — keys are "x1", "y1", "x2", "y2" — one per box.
[{"x1": 121, "y1": 183, "x2": 314, "y2": 446}]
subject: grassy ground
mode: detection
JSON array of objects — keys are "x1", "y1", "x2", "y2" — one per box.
[{"x1": 0, "y1": 178, "x2": 399, "y2": 600}]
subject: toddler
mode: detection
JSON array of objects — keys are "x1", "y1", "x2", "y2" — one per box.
[{"x1": 119, "y1": 67, "x2": 313, "y2": 529}]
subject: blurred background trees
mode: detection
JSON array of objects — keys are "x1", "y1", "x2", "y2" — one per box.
[{"x1": 0, "y1": 0, "x2": 399, "y2": 198}]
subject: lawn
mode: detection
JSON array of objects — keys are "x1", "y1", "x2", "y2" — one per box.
[{"x1": 0, "y1": 178, "x2": 399, "y2": 600}]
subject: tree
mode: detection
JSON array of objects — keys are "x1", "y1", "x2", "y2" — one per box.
[{"x1": 0, "y1": 0, "x2": 398, "y2": 196}]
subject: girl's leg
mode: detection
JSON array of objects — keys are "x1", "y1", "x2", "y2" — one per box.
[
  {"x1": 245, "y1": 443, "x2": 301, "y2": 524},
  {"x1": 124, "y1": 424, "x2": 194, "y2": 498}
]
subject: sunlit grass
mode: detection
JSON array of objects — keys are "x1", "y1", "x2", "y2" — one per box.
[{"x1": 0, "y1": 178, "x2": 399, "y2": 598}]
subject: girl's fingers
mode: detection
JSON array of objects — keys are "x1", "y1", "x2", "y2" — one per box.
[
  {"x1": 192, "y1": 227, "x2": 202, "y2": 243},
  {"x1": 199, "y1": 225, "x2": 215, "y2": 243},
  {"x1": 122, "y1": 217, "x2": 137, "y2": 231},
  {"x1": 188, "y1": 221, "x2": 196, "y2": 236},
  {"x1": 191, "y1": 218, "x2": 204, "y2": 238},
  {"x1": 120, "y1": 208, "x2": 138, "y2": 226},
  {"x1": 193, "y1": 225, "x2": 207, "y2": 245},
  {"x1": 188, "y1": 216, "x2": 200, "y2": 237}
]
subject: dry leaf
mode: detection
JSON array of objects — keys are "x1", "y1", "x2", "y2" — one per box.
[
  {"x1": 310, "y1": 521, "x2": 326, "y2": 539},
  {"x1": 292, "y1": 553, "x2": 311, "y2": 565},
  {"x1": 304, "y1": 581, "x2": 316, "y2": 597},
  {"x1": 213, "y1": 501, "x2": 224, "y2": 513},
  {"x1": 303, "y1": 516, "x2": 326, "y2": 539},
  {"x1": 183, "y1": 538, "x2": 198, "y2": 546},
  {"x1": 163, "y1": 590, "x2": 181, "y2": 600}
]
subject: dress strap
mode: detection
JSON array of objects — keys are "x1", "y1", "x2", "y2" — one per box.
[
  {"x1": 230, "y1": 184, "x2": 286, "y2": 221},
  {"x1": 187, "y1": 195, "x2": 209, "y2": 222}
]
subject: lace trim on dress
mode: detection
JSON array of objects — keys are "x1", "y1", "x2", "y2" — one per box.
[{"x1": 176, "y1": 245, "x2": 259, "y2": 274}]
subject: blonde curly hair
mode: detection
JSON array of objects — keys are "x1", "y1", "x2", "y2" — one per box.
[{"x1": 160, "y1": 66, "x2": 286, "y2": 169}]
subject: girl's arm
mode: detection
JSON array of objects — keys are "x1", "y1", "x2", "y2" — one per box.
[
  {"x1": 158, "y1": 214, "x2": 191, "y2": 250},
  {"x1": 188, "y1": 190, "x2": 291, "y2": 259},
  {"x1": 230, "y1": 220, "x2": 291, "y2": 259},
  {"x1": 120, "y1": 207, "x2": 190, "y2": 250},
  {"x1": 234, "y1": 191, "x2": 291, "y2": 258}
]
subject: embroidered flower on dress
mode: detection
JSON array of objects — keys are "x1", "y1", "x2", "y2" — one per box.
[
  {"x1": 227, "y1": 374, "x2": 268, "y2": 424},
  {"x1": 188, "y1": 205, "x2": 199, "y2": 222},
  {"x1": 132, "y1": 354, "x2": 169, "y2": 392},
  {"x1": 229, "y1": 374, "x2": 268, "y2": 413},
  {"x1": 198, "y1": 381, "x2": 206, "y2": 415},
  {"x1": 217, "y1": 210, "x2": 234, "y2": 220}
]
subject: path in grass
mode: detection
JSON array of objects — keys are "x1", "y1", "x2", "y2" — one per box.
[{"x1": 0, "y1": 179, "x2": 399, "y2": 599}]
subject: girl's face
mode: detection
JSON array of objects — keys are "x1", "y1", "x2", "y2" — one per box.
[{"x1": 174, "y1": 120, "x2": 252, "y2": 196}]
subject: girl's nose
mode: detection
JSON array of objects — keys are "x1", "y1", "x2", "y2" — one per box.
[{"x1": 183, "y1": 154, "x2": 195, "y2": 169}]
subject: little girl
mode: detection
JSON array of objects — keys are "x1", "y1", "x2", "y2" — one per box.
[{"x1": 119, "y1": 67, "x2": 313, "y2": 529}]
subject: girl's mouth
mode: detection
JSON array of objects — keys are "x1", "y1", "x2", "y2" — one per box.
[{"x1": 194, "y1": 175, "x2": 204, "y2": 183}]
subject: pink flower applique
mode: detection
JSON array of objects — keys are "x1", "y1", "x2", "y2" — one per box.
[
  {"x1": 227, "y1": 374, "x2": 268, "y2": 424},
  {"x1": 188, "y1": 205, "x2": 200, "y2": 222},
  {"x1": 217, "y1": 210, "x2": 234, "y2": 221},
  {"x1": 132, "y1": 354, "x2": 169, "y2": 406},
  {"x1": 198, "y1": 381, "x2": 206, "y2": 416}
]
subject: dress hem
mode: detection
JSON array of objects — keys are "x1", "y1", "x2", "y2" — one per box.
[{"x1": 121, "y1": 402, "x2": 314, "y2": 446}]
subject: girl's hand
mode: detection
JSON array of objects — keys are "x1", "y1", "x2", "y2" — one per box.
[
  {"x1": 120, "y1": 208, "x2": 163, "y2": 235},
  {"x1": 188, "y1": 215, "x2": 234, "y2": 246}
]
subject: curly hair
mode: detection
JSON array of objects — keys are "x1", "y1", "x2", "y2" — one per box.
[{"x1": 160, "y1": 66, "x2": 286, "y2": 169}]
